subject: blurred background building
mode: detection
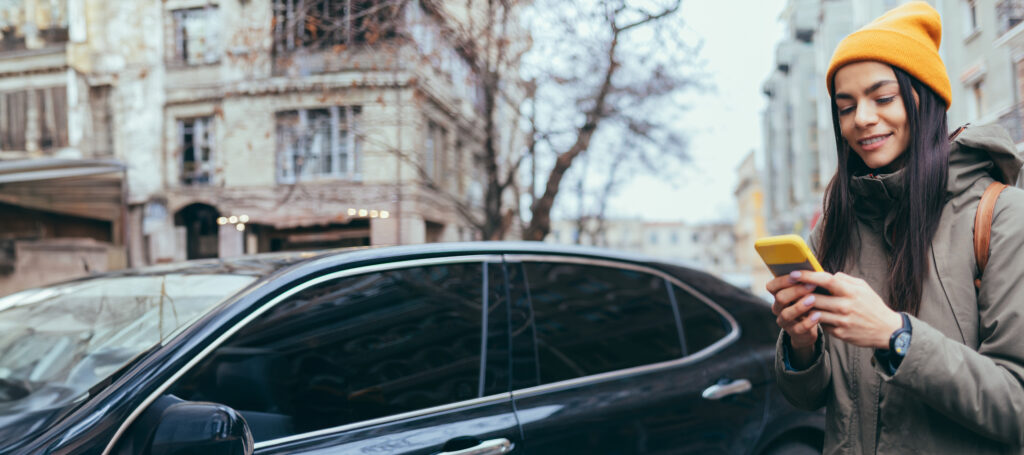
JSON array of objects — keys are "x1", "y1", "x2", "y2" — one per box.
[{"x1": 0, "y1": 0, "x2": 523, "y2": 293}]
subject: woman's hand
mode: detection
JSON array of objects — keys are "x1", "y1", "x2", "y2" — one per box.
[
  {"x1": 767, "y1": 271, "x2": 821, "y2": 367},
  {"x1": 793, "y1": 271, "x2": 903, "y2": 350}
]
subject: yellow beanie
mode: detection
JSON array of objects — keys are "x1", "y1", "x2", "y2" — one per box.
[{"x1": 826, "y1": 1, "x2": 951, "y2": 110}]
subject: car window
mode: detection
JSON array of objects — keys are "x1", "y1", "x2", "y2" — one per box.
[
  {"x1": 522, "y1": 262, "x2": 683, "y2": 385},
  {"x1": 167, "y1": 262, "x2": 487, "y2": 441},
  {"x1": 672, "y1": 285, "x2": 730, "y2": 354}
]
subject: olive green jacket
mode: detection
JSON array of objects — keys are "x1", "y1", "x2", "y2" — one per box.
[{"x1": 775, "y1": 123, "x2": 1024, "y2": 454}]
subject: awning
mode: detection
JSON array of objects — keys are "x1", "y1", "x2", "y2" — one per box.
[{"x1": 0, "y1": 158, "x2": 126, "y2": 222}]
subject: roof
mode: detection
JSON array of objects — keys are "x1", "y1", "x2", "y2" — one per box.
[{"x1": 0, "y1": 158, "x2": 125, "y2": 184}]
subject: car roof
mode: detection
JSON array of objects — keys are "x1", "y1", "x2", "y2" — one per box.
[{"x1": 95, "y1": 241, "x2": 685, "y2": 281}]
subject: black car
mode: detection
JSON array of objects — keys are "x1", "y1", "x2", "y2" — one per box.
[{"x1": 0, "y1": 242, "x2": 823, "y2": 454}]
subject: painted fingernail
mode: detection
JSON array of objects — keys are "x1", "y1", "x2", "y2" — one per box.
[
  {"x1": 789, "y1": 271, "x2": 801, "y2": 280},
  {"x1": 810, "y1": 312, "x2": 821, "y2": 322},
  {"x1": 804, "y1": 283, "x2": 815, "y2": 291},
  {"x1": 804, "y1": 295, "x2": 815, "y2": 306}
]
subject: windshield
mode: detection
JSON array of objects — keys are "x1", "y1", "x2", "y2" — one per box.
[{"x1": 0, "y1": 273, "x2": 256, "y2": 441}]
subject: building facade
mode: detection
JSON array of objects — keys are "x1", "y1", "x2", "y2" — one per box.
[
  {"x1": 0, "y1": 0, "x2": 521, "y2": 293},
  {"x1": 733, "y1": 151, "x2": 772, "y2": 297}
]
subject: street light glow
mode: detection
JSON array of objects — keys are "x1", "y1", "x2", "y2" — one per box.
[
  {"x1": 236, "y1": 223, "x2": 245, "y2": 231},
  {"x1": 228, "y1": 216, "x2": 238, "y2": 224},
  {"x1": 381, "y1": 211, "x2": 390, "y2": 219},
  {"x1": 239, "y1": 214, "x2": 249, "y2": 223}
]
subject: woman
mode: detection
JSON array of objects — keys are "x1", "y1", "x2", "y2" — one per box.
[{"x1": 768, "y1": 2, "x2": 1024, "y2": 453}]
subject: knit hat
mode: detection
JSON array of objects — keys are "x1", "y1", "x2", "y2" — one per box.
[{"x1": 826, "y1": 1, "x2": 951, "y2": 109}]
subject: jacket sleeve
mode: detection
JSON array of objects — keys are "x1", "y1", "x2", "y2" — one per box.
[
  {"x1": 774, "y1": 328, "x2": 831, "y2": 410},
  {"x1": 772, "y1": 223, "x2": 832, "y2": 410},
  {"x1": 881, "y1": 190, "x2": 1024, "y2": 445}
]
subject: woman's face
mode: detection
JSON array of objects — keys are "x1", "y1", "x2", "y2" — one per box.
[{"x1": 833, "y1": 61, "x2": 915, "y2": 170}]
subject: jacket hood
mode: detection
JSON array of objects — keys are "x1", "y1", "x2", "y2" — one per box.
[{"x1": 948, "y1": 123, "x2": 1022, "y2": 198}]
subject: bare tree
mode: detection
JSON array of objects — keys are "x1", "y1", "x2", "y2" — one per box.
[
  {"x1": 521, "y1": 0, "x2": 702, "y2": 241},
  {"x1": 265, "y1": 0, "x2": 700, "y2": 244}
]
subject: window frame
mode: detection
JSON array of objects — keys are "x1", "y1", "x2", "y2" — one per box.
[
  {"x1": 177, "y1": 116, "x2": 216, "y2": 186},
  {"x1": 503, "y1": 254, "x2": 739, "y2": 398},
  {"x1": 103, "y1": 254, "x2": 506, "y2": 455},
  {"x1": 275, "y1": 105, "x2": 362, "y2": 183},
  {"x1": 169, "y1": 6, "x2": 221, "y2": 66}
]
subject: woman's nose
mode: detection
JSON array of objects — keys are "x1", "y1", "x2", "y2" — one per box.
[{"x1": 854, "y1": 105, "x2": 878, "y2": 127}]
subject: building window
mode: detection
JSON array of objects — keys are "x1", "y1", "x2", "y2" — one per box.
[
  {"x1": 276, "y1": 106, "x2": 361, "y2": 183},
  {"x1": 0, "y1": 87, "x2": 67, "y2": 153},
  {"x1": 178, "y1": 117, "x2": 215, "y2": 186},
  {"x1": 967, "y1": 79, "x2": 985, "y2": 120},
  {"x1": 171, "y1": 7, "x2": 220, "y2": 65},
  {"x1": 0, "y1": 0, "x2": 68, "y2": 52},
  {"x1": 424, "y1": 121, "x2": 446, "y2": 181},
  {"x1": 997, "y1": 0, "x2": 1024, "y2": 35},
  {"x1": 272, "y1": 0, "x2": 400, "y2": 53},
  {"x1": 964, "y1": 0, "x2": 980, "y2": 36}
]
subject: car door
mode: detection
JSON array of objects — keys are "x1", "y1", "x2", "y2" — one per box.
[
  {"x1": 151, "y1": 257, "x2": 522, "y2": 455},
  {"x1": 504, "y1": 256, "x2": 766, "y2": 454}
]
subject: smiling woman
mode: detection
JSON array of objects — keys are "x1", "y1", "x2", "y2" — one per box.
[
  {"x1": 765, "y1": 2, "x2": 1024, "y2": 454},
  {"x1": 833, "y1": 62, "x2": 911, "y2": 171}
]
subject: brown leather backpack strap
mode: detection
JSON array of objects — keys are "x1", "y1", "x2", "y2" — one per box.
[{"x1": 974, "y1": 181, "x2": 1008, "y2": 289}]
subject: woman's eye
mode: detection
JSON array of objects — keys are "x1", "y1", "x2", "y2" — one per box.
[
  {"x1": 877, "y1": 96, "x2": 896, "y2": 104},
  {"x1": 838, "y1": 106, "x2": 855, "y2": 115}
]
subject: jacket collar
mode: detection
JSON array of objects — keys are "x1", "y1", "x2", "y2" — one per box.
[{"x1": 850, "y1": 169, "x2": 904, "y2": 249}]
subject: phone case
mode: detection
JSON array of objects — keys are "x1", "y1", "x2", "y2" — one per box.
[{"x1": 754, "y1": 234, "x2": 824, "y2": 277}]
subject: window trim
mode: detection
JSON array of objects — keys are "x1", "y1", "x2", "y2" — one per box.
[
  {"x1": 501, "y1": 254, "x2": 740, "y2": 399},
  {"x1": 103, "y1": 254, "x2": 505, "y2": 455}
]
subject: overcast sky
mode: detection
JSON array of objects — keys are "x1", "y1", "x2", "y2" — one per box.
[{"x1": 605, "y1": 0, "x2": 787, "y2": 223}]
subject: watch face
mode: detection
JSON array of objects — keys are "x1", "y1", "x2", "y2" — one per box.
[{"x1": 894, "y1": 332, "x2": 911, "y2": 355}]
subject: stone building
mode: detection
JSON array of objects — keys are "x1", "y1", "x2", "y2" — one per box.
[{"x1": 0, "y1": 0, "x2": 522, "y2": 293}]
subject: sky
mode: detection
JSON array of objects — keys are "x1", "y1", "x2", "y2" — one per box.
[{"x1": 605, "y1": 0, "x2": 788, "y2": 223}]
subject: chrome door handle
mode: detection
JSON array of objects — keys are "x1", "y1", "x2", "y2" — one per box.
[
  {"x1": 438, "y1": 438, "x2": 513, "y2": 455},
  {"x1": 702, "y1": 378, "x2": 752, "y2": 400}
]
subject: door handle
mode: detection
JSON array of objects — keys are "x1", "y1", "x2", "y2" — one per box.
[
  {"x1": 702, "y1": 378, "x2": 752, "y2": 400},
  {"x1": 437, "y1": 438, "x2": 513, "y2": 455}
]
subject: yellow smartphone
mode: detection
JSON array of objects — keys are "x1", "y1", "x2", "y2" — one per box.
[{"x1": 754, "y1": 235, "x2": 824, "y2": 277}]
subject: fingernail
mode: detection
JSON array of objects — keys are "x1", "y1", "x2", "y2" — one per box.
[
  {"x1": 810, "y1": 312, "x2": 821, "y2": 322},
  {"x1": 804, "y1": 283, "x2": 815, "y2": 291},
  {"x1": 804, "y1": 295, "x2": 815, "y2": 306},
  {"x1": 789, "y1": 271, "x2": 801, "y2": 280}
]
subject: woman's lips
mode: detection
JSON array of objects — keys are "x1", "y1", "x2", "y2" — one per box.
[{"x1": 859, "y1": 133, "x2": 892, "y2": 151}]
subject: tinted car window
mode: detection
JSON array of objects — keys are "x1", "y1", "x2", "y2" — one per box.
[
  {"x1": 673, "y1": 285, "x2": 730, "y2": 354},
  {"x1": 169, "y1": 263, "x2": 485, "y2": 440},
  {"x1": 523, "y1": 262, "x2": 683, "y2": 384}
]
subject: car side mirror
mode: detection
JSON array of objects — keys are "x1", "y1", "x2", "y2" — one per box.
[{"x1": 148, "y1": 401, "x2": 254, "y2": 455}]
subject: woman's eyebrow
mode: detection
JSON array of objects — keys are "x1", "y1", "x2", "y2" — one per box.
[{"x1": 835, "y1": 80, "x2": 898, "y2": 100}]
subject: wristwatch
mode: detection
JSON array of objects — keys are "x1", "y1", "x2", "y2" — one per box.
[{"x1": 889, "y1": 312, "x2": 912, "y2": 356}]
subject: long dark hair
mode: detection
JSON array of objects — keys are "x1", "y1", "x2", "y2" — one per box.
[{"x1": 818, "y1": 65, "x2": 949, "y2": 316}]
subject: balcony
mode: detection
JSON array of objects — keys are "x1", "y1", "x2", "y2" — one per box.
[
  {"x1": 996, "y1": 102, "x2": 1024, "y2": 144},
  {"x1": 998, "y1": 0, "x2": 1024, "y2": 36}
]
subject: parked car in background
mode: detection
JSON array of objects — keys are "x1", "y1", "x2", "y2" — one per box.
[{"x1": 0, "y1": 242, "x2": 823, "y2": 454}]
